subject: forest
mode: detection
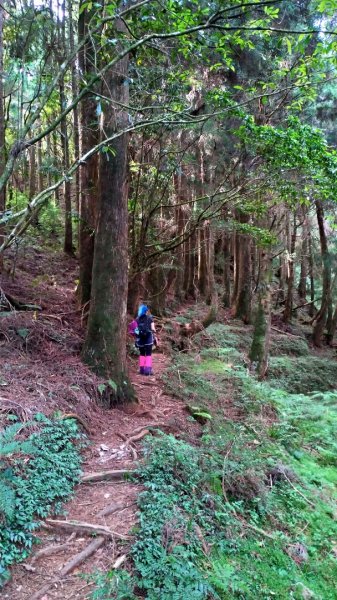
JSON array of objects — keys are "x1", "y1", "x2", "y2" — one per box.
[{"x1": 0, "y1": 0, "x2": 337, "y2": 598}]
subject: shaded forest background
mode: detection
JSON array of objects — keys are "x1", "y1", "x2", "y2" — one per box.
[{"x1": 1, "y1": 0, "x2": 337, "y2": 402}]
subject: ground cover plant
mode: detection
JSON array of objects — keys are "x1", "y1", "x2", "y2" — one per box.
[
  {"x1": 0, "y1": 414, "x2": 83, "y2": 586},
  {"x1": 91, "y1": 321, "x2": 337, "y2": 599}
]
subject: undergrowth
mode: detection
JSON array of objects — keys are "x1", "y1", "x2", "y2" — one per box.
[
  {"x1": 91, "y1": 320, "x2": 337, "y2": 599},
  {"x1": 0, "y1": 414, "x2": 83, "y2": 585}
]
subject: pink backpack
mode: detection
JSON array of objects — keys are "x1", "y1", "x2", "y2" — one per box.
[{"x1": 128, "y1": 319, "x2": 137, "y2": 336}]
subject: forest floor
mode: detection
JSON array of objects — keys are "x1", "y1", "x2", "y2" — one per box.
[
  {"x1": 1, "y1": 242, "x2": 337, "y2": 600},
  {"x1": 0, "y1": 242, "x2": 202, "y2": 600}
]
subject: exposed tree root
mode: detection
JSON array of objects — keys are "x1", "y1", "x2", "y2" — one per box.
[
  {"x1": 81, "y1": 469, "x2": 135, "y2": 483},
  {"x1": 59, "y1": 535, "x2": 106, "y2": 576},
  {"x1": 28, "y1": 537, "x2": 106, "y2": 600},
  {"x1": 30, "y1": 533, "x2": 76, "y2": 564},
  {"x1": 44, "y1": 518, "x2": 129, "y2": 539},
  {"x1": 0, "y1": 288, "x2": 42, "y2": 312}
]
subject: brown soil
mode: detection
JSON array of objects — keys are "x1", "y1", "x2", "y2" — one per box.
[{"x1": 0, "y1": 244, "x2": 202, "y2": 600}]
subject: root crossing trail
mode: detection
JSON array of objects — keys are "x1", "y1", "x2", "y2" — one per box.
[{"x1": 4, "y1": 354, "x2": 194, "y2": 600}]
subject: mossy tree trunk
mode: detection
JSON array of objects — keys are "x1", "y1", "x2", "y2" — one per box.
[
  {"x1": 249, "y1": 251, "x2": 272, "y2": 379},
  {"x1": 82, "y1": 17, "x2": 135, "y2": 406}
]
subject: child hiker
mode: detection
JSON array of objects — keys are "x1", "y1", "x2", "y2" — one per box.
[{"x1": 135, "y1": 304, "x2": 157, "y2": 376}]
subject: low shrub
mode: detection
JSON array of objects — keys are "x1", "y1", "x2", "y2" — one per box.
[{"x1": 0, "y1": 414, "x2": 83, "y2": 585}]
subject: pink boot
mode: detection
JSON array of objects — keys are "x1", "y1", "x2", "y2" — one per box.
[
  {"x1": 139, "y1": 355, "x2": 145, "y2": 375},
  {"x1": 144, "y1": 355, "x2": 153, "y2": 376}
]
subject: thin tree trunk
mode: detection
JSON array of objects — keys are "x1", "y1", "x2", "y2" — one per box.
[
  {"x1": 283, "y1": 212, "x2": 297, "y2": 323},
  {"x1": 29, "y1": 145, "x2": 39, "y2": 227},
  {"x1": 222, "y1": 231, "x2": 231, "y2": 308},
  {"x1": 298, "y1": 206, "x2": 308, "y2": 301},
  {"x1": 82, "y1": 17, "x2": 135, "y2": 406},
  {"x1": 77, "y1": 1, "x2": 99, "y2": 305},
  {"x1": 0, "y1": 6, "x2": 5, "y2": 270},
  {"x1": 37, "y1": 138, "x2": 44, "y2": 193},
  {"x1": 69, "y1": 0, "x2": 80, "y2": 233},
  {"x1": 233, "y1": 213, "x2": 252, "y2": 323},
  {"x1": 313, "y1": 200, "x2": 331, "y2": 347},
  {"x1": 59, "y1": 0, "x2": 73, "y2": 254},
  {"x1": 308, "y1": 230, "x2": 315, "y2": 317}
]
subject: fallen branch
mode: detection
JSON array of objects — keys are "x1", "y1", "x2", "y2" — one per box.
[
  {"x1": 283, "y1": 473, "x2": 315, "y2": 508},
  {"x1": 271, "y1": 327, "x2": 304, "y2": 339},
  {"x1": 81, "y1": 469, "x2": 135, "y2": 483},
  {"x1": 44, "y1": 518, "x2": 128, "y2": 539},
  {"x1": 113, "y1": 554, "x2": 127, "y2": 569},
  {"x1": 240, "y1": 520, "x2": 277, "y2": 541}
]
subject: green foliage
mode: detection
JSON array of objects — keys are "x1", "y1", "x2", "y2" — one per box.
[
  {"x1": 269, "y1": 335, "x2": 309, "y2": 357},
  {"x1": 0, "y1": 415, "x2": 83, "y2": 586},
  {"x1": 268, "y1": 355, "x2": 337, "y2": 394},
  {"x1": 0, "y1": 423, "x2": 35, "y2": 521}
]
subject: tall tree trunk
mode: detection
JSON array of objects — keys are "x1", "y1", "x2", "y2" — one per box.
[
  {"x1": 313, "y1": 200, "x2": 331, "y2": 347},
  {"x1": 82, "y1": 18, "x2": 135, "y2": 406},
  {"x1": 233, "y1": 213, "x2": 252, "y2": 323},
  {"x1": 0, "y1": 5, "x2": 5, "y2": 271},
  {"x1": 59, "y1": 0, "x2": 73, "y2": 254},
  {"x1": 77, "y1": 1, "x2": 99, "y2": 305},
  {"x1": 222, "y1": 231, "x2": 231, "y2": 308},
  {"x1": 298, "y1": 206, "x2": 308, "y2": 301},
  {"x1": 173, "y1": 167, "x2": 187, "y2": 302},
  {"x1": 69, "y1": 0, "x2": 80, "y2": 233},
  {"x1": 28, "y1": 145, "x2": 37, "y2": 226}
]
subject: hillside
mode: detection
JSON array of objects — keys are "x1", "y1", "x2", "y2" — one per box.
[{"x1": 0, "y1": 246, "x2": 336, "y2": 600}]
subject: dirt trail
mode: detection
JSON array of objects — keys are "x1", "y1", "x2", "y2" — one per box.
[
  {"x1": 4, "y1": 351, "x2": 195, "y2": 600},
  {"x1": 0, "y1": 247, "x2": 202, "y2": 599}
]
